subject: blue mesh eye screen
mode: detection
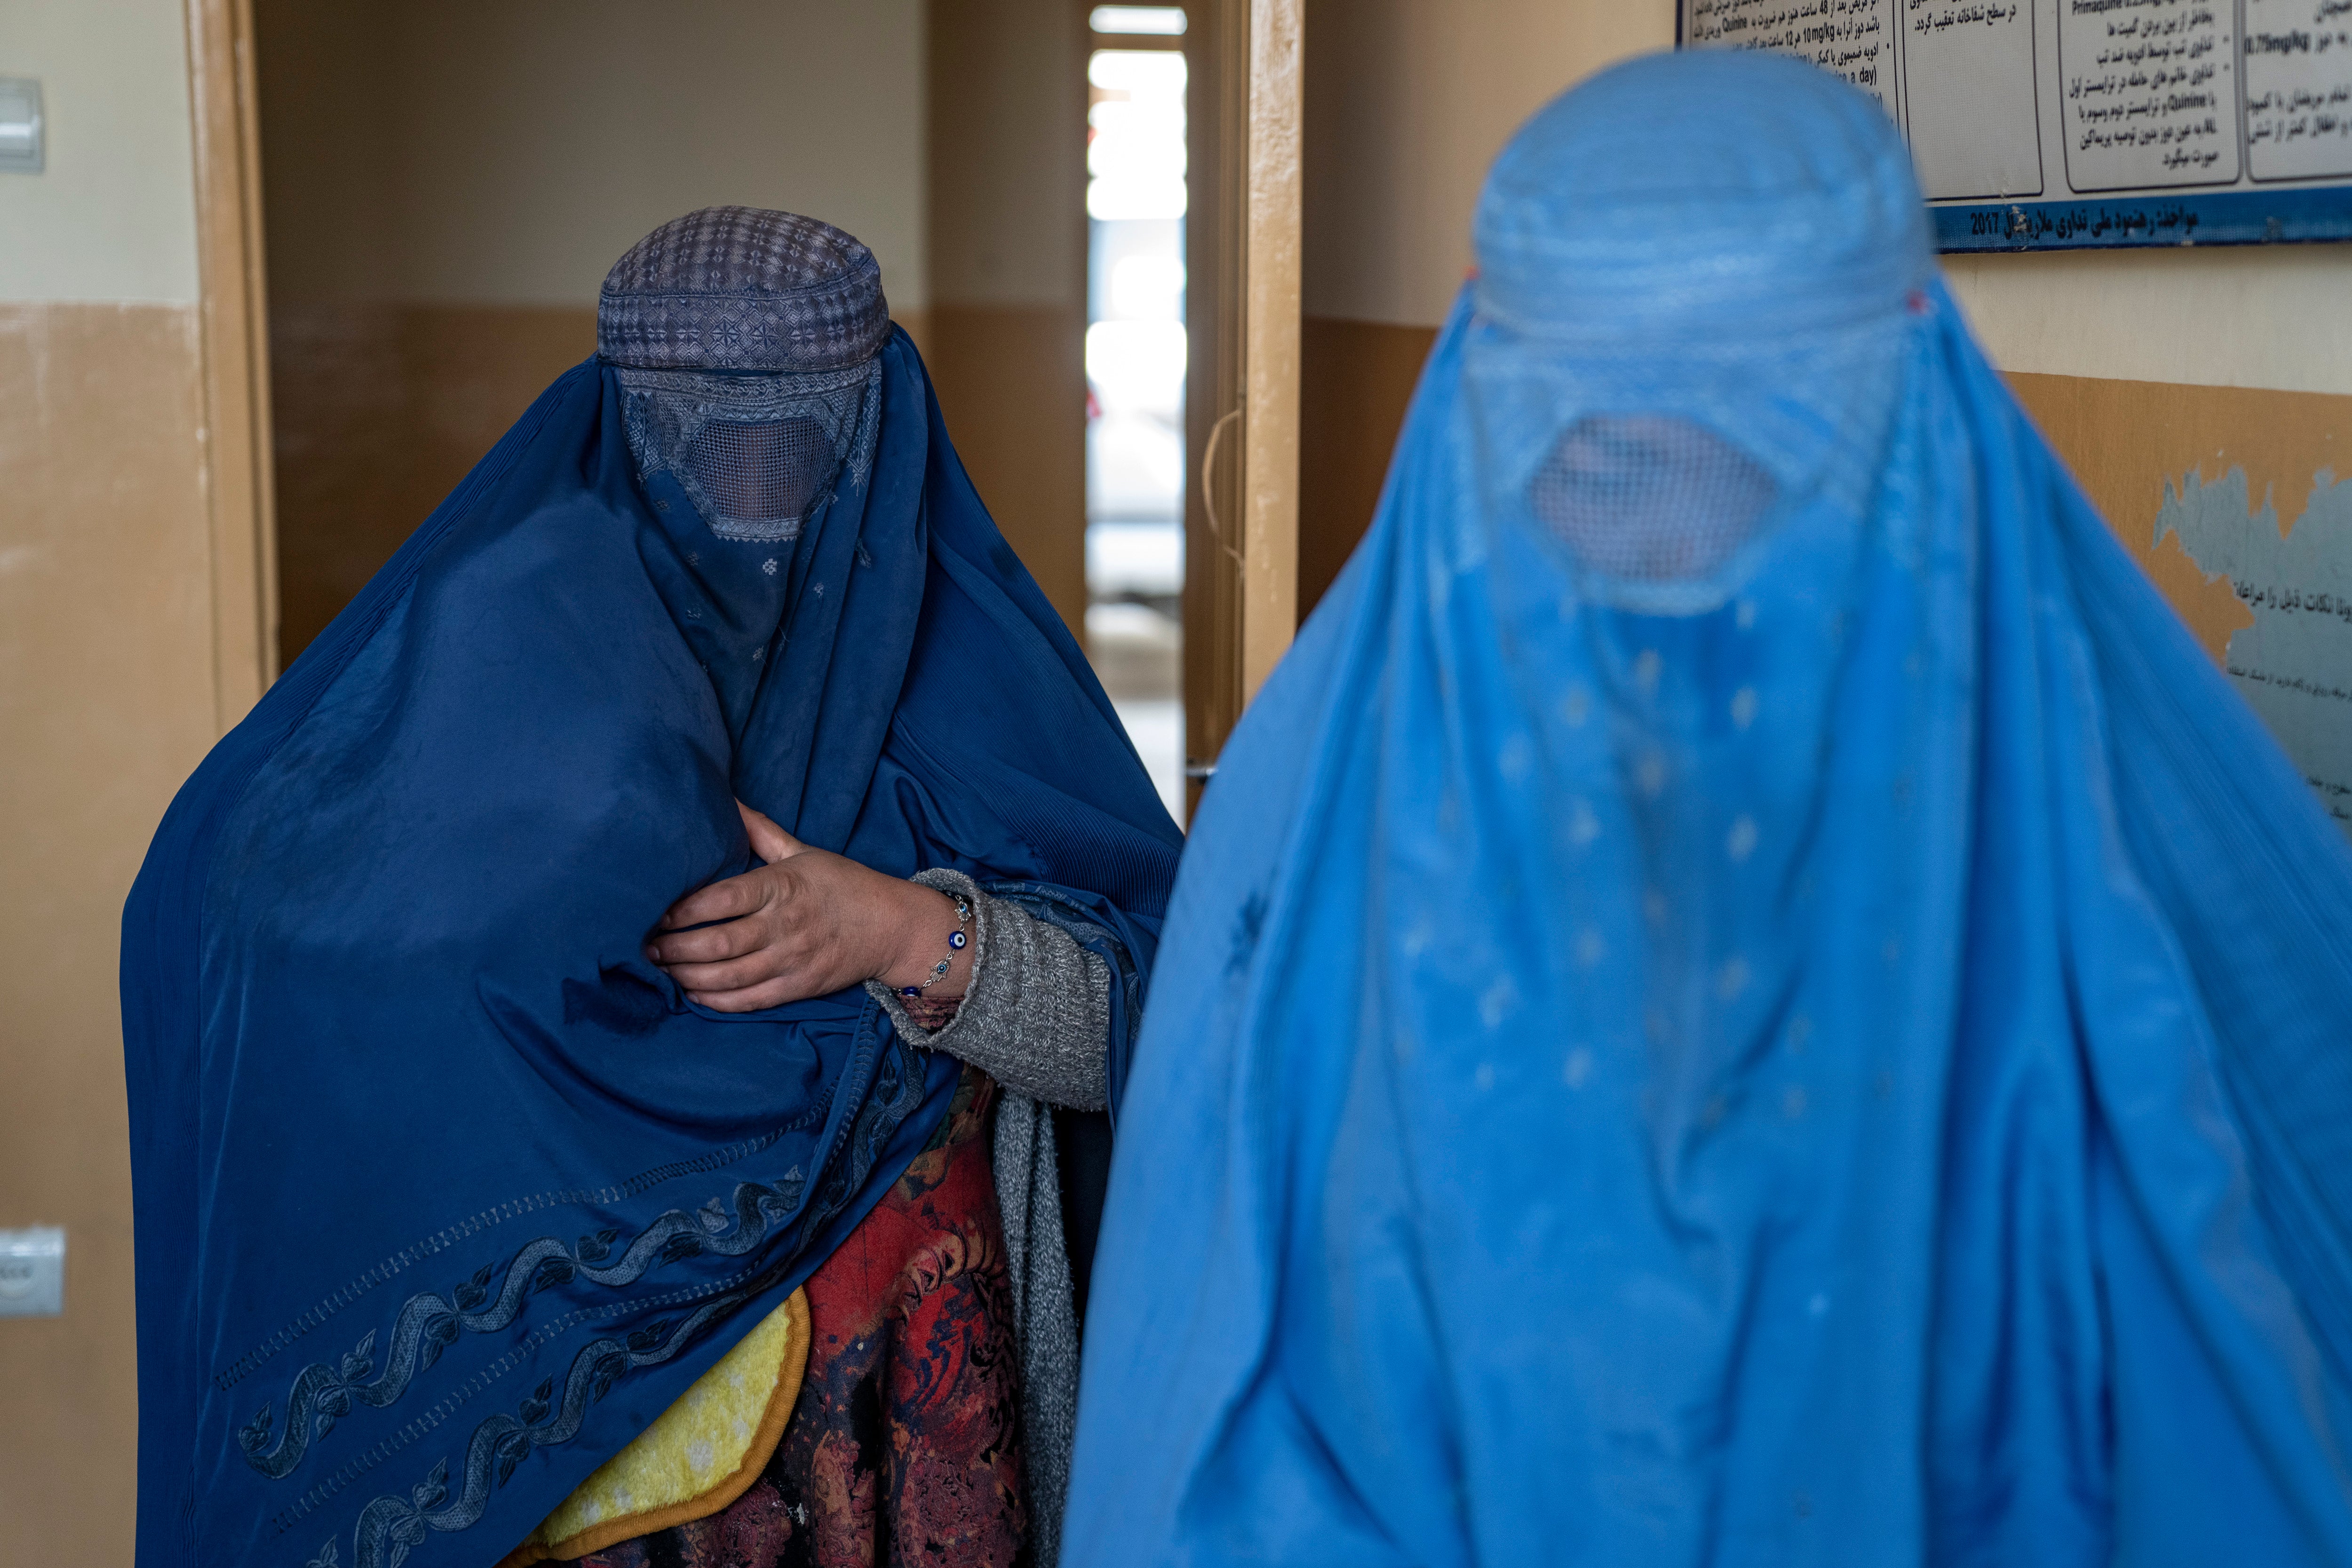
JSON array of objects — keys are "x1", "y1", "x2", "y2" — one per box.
[
  {"x1": 616, "y1": 364, "x2": 880, "y2": 544},
  {"x1": 1528, "y1": 415, "x2": 1780, "y2": 585},
  {"x1": 685, "y1": 416, "x2": 838, "y2": 528}
]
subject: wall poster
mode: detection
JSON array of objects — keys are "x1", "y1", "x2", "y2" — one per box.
[{"x1": 1679, "y1": 0, "x2": 2352, "y2": 250}]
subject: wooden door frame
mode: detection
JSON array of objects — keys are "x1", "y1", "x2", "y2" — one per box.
[
  {"x1": 1184, "y1": 0, "x2": 1302, "y2": 808},
  {"x1": 184, "y1": 0, "x2": 279, "y2": 724}
]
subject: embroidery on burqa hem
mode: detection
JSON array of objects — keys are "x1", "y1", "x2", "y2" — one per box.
[
  {"x1": 216, "y1": 1107, "x2": 832, "y2": 1397},
  {"x1": 238, "y1": 1171, "x2": 813, "y2": 1480},
  {"x1": 267, "y1": 1270, "x2": 778, "y2": 1539},
  {"x1": 302, "y1": 1031, "x2": 930, "y2": 1568}
]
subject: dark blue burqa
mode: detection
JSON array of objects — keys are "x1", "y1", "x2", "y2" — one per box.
[{"x1": 122, "y1": 330, "x2": 1179, "y2": 1568}]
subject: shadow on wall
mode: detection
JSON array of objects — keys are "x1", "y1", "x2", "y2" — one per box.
[
  {"x1": 1296, "y1": 314, "x2": 1438, "y2": 621},
  {"x1": 272, "y1": 304, "x2": 595, "y2": 661}
]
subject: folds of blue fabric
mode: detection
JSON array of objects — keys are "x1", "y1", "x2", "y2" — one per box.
[{"x1": 1064, "y1": 279, "x2": 2352, "y2": 1565}]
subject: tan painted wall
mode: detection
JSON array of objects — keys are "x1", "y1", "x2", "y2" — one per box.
[
  {"x1": 1302, "y1": 0, "x2": 1673, "y2": 328},
  {"x1": 922, "y1": 0, "x2": 1088, "y2": 635},
  {"x1": 258, "y1": 0, "x2": 928, "y2": 312},
  {"x1": 0, "y1": 4, "x2": 232, "y2": 1563},
  {"x1": 257, "y1": 0, "x2": 931, "y2": 661},
  {"x1": 1296, "y1": 0, "x2": 1670, "y2": 615}
]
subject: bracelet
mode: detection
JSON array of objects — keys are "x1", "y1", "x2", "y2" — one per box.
[{"x1": 898, "y1": 890, "x2": 972, "y2": 998}]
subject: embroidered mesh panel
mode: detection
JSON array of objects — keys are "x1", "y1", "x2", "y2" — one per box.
[
  {"x1": 618, "y1": 362, "x2": 882, "y2": 542},
  {"x1": 1526, "y1": 414, "x2": 1779, "y2": 587}
]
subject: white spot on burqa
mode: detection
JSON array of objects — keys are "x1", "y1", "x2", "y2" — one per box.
[{"x1": 1717, "y1": 956, "x2": 1750, "y2": 999}]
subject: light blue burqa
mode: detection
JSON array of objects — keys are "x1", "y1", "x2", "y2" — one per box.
[{"x1": 1063, "y1": 52, "x2": 2352, "y2": 1566}]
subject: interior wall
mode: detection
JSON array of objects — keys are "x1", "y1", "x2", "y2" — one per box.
[
  {"x1": 258, "y1": 0, "x2": 930, "y2": 661},
  {"x1": 0, "y1": 3, "x2": 226, "y2": 1563},
  {"x1": 922, "y1": 0, "x2": 1089, "y2": 635},
  {"x1": 1297, "y1": 0, "x2": 2352, "y2": 678}
]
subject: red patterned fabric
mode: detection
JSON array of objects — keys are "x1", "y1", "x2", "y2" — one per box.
[{"x1": 562, "y1": 1067, "x2": 1029, "y2": 1568}]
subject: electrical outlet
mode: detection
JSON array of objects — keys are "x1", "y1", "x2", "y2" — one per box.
[
  {"x1": 0, "y1": 1227, "x2": 64, "y2": 1316},
  {"x1": 0, "y1": 79, "x2": 42, "y2": 175}
]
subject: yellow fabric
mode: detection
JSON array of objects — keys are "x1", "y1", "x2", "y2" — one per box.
[{"x1": 506, "y1": 1290, "x2": 809, "y2": 1564}]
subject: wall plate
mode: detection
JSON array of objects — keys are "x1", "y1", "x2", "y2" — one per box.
[
  {"x1": 0, "y1": 78, "x2": 44, "y2": 174},
  {"x1": 0, "y1": 1226, "x2": 65, "y2": 1316}
]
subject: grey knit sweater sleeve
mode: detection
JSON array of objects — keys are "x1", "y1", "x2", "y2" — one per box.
[{"x1": 863, "y1": 868, "x2": 1111, "y2": 1112}]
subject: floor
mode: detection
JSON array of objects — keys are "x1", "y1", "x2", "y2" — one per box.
[{"x1": 1084, "y1": 522, "x2": 1185, "y2": 824}]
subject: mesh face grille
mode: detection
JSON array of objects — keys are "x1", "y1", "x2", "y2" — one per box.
[
  {"x1": 616, "y1": 361, "x2": 880, "y2": 542},
  {"x1": 682, "y1": 417, "x2": 837, "y2": 530},
  {"x1": 1527, "y1": 414, "x2": 1777, "y2": 583}
]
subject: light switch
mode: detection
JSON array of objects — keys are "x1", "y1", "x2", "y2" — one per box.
[
  {"x1": 0, "y1": 1227, "x2": 64, "y2": 1316},
  {"x1": 0, "y1": 78, "x2": 44, "y2": 174}
]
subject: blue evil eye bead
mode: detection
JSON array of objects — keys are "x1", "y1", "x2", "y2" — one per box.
[
  {"x1": 950, "y1": 931, "x2": 968, "y2": 950},
  {"x1": 899, "y1": 987, "x2": 921, "y2": 998}
]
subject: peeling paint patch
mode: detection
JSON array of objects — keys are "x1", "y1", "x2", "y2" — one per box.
[{"x1": 2159, "y1": 463, "x2": 2352, "y2": 828}]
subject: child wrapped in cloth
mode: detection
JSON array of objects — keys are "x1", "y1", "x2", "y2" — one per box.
[{"x1": 122, "y1": 207, "x2": 1176, "y2": 1568}]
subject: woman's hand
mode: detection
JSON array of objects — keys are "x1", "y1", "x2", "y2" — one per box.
[{"x1": 646, "y1": 803, "x2": 973, "y2": 1013}]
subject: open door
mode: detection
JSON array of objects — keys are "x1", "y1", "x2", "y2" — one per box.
[{"x1": 1183, "y1": 0, "x2": 1302, "y2": 815}]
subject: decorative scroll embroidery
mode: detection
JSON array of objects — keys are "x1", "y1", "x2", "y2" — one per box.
[
  {"x1": 298, "y1": 1025, "x2": 934, "y2": 1568},
  {"x1": 215, "y1": 1113, "x2": 826, "y2": 1396},
  {"x1": 239, "y1": 1175, "x2": 807, "y2": 1480},
  {"x1": 304, "y1": 1289, "x2": 750, "y2": 1568}
]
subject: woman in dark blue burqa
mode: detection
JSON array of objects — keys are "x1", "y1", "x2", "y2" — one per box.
[
  {"x1": 1063, "y1": 53, "x2": 2352, "y2": 1566},
  {"x1": 122, "y1": 208, "x2": 1178, "y2": 1568}
]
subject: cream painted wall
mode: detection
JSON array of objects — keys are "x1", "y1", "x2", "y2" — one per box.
[
  {"x1": 0, "y1": 0, "x2": 200, "y2": 303},
  {"x1": 1303, "y1": 0, "x2": 2352, "y2": 405},
  {"x1": 262, "y1": 0, "x2": 928, "y2": 312},
  {"x1": 1943, "y1": 247, "x2": 2352, "y2": 399}
]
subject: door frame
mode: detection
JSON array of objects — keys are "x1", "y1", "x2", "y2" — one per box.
[
  {"x1": 183, "y1": 0, "x2": 279, "y2": 723},
  {"x1": 1184, "y1": 0, "x2": 1303, "y2": 809}
]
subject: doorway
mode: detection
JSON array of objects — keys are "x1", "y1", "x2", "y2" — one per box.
[
  {"x1": 1083, "y1": 5, "x2": 1190, "y2": 820},
  {"x1": 229, "y1": 0, "x2": 1300, "y2": 814}
]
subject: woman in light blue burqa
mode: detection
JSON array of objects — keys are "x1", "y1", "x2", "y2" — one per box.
[{"x1": 1062, "y1": 51, "x2": 2352, "y2": 1566}]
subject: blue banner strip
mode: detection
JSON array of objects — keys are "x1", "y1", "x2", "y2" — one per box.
[{"x1": 1935, "y1": 187, "x2": 2352, "y2": 253}]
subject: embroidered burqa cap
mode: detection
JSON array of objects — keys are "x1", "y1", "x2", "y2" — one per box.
[
  {"x1": 1064, "y1": 49, "x2": 2352, "y2": 1566},
  {"x1": 596, "y1": 205, "x2": 890, "y2": 373}
]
